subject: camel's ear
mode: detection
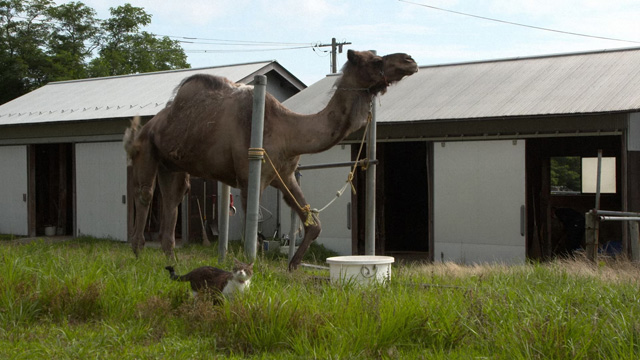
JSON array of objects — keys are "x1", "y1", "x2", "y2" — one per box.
[{"x1": 347, "y1": 49, "x2": 359, "y2": 64}]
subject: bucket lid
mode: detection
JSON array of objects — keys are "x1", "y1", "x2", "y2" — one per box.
[{"x1": 326, "y1": 255, "x2": 395, "y2": 265}]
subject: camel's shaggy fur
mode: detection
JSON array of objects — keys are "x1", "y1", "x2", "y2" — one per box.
[{"x1": 124, "y1": 50, "x2": 418, "y2": 270}]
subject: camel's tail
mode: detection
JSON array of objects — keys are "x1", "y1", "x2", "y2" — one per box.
[
  {"x1": 165, "y1": 266, "x2": 184, "y2": 281},
  {"x1": 123, "y1": 116, "x2": 141, "y2": 164}
]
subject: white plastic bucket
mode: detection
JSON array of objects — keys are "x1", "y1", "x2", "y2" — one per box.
[
  {"x1": 44, "y1": 226, "x2": 56, "y2": 236},
  {"x1": 326, "y1": 255, "x2": 395, "y2": 285}
]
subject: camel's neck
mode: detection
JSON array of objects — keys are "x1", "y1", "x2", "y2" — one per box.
[{"x1": 284, "y1": 88, "x2": 373, "y2": 156}]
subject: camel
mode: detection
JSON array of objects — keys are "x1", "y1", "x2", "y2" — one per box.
[{"x1": 123, "y1": 50, "x2": 418, "y2": 270}]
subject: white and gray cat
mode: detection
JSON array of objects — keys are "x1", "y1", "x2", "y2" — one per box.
[{"x1": 165, "y1": 259, "x2": 253, "y2": 300}]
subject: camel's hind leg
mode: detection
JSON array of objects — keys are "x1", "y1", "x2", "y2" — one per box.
[
  {"x1": 157, "y1": 169, "x2": 190, "y2": 258},
  {"x1": 130, "y1": 149, "x2": 158, "y2": 257}
]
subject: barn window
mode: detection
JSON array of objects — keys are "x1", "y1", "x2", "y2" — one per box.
[
  {"x1": 551, "y1": 156, "x2": 616, "y2": 194},
  {"x1": 582, "y1": 157, "x2": 616, "y2": 193}
]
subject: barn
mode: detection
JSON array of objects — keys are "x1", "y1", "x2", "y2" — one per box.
[
  {"x1": 282, "y1": 47, "x2": 640, "y2": 263},
  {"x1": 0, "y1": 61, "x2": 305, "y2": 243}
]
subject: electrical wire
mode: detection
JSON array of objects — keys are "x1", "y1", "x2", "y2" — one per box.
[
  {"x1": 153, "y1": 33, "x2": 321, "y2": 54},
  {"x1": 399, "y1": 0, "x2": 640, "y2": 45},
  {"x1": 184, "y1": 45, "x2": 317, "y2": 54},
  {"x1": 153, "y1": 33, "x2": 314, "y2": 46}
]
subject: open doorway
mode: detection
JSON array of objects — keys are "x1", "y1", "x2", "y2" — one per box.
[
  {"x1": 354, "y1": 141, "x2": 430, "y2": 261},
  {"x1": 141, "y1": 182, "x2": 186, "y2": 243},
  {"x1": 526, "y1": 136, "x2": 623, "y2": 260},
  {"x1": 32, "y1": 143, "x2": 73, "y2": 236},
  {"x1": 127, "y1": 175, "x2": 221, "y2": 245}
]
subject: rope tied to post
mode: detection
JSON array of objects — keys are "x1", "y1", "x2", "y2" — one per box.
[
  {"x1": 247, "y1": 147, "x2": 265, "y2": 160},
  {"x1": 248, "y1": 104, "x2": 373, "y2": 227}
]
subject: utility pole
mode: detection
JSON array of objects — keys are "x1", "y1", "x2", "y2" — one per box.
[{"x1": 316, "y1": 37, "x2": 352, "y2": 73}]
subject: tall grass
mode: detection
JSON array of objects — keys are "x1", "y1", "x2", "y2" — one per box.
[{"x1": 1, "y1": 237, "x2": 640, "y2": 359}]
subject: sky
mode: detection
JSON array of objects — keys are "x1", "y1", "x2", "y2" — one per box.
[{"x1": 69, "y1": 0, "x2": 640, "y2": 86}]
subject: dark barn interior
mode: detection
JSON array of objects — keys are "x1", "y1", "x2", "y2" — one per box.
[{"x1": 526, "y1": 136, "x2": 623, "y2": 260}]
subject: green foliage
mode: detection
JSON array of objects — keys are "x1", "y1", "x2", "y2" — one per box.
[
  {"x1": 0, "y1": 0, "x2": 53, "y2": 103},
  {"x1": 1, "y1": 238, "x2": 640, "y2": 359},
  {"x1": 0, "y1": 0, "x2": 189, "y2": 104},
  {"x1": 551, "y1": 156, "x2": 582, "y2": 192},
  {"x1": 46, "y1": 1, "x2": 101, "y2": 81},
  {"x1": 87, "y1": 4, "x2": 188, "y2": 77}
]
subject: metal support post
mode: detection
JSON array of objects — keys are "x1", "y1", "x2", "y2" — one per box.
[
  {"x1": 288, "y1": 171, "x2": 301, "y2": 262},
  {"x1": 364, "y1": 91, "x2": 377, "y2": 255},
  {"x1": 245, "y1": 75, "x2": 267, "y2": 261},
  {"x1": 218, "y1": 183, "x2": 231, "y2": 263},
  {"x1": 595, "y1": 149, "x2": 602, "y2": 211}
]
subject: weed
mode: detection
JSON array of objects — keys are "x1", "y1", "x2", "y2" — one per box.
[{"x1": 1, "y1": 237, "x2": 640, "y2": 359}]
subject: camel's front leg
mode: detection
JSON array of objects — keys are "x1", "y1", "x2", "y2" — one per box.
[
  {"x1": 273, "y1": 173, "x2": 322, "y2": 271},
  {"x1": 157, "y1": 169, "x2": 190, "y2": 258},
  {"x1": 129, "y1": 146, "x2": 158, "y2": 257},
  {"x1": 132, "y1": 183, "x2": 155, "y2": 257}
]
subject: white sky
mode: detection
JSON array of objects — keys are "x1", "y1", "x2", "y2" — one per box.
[{"x1": 69, "y1": 0, "x2": 640, "y2": 85}]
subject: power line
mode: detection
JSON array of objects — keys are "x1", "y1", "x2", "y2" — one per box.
[
  {"x1": 184, "y1": 45, "x2": 317, "y2": 54},
  {"x1": 399, "y1": 0, "x2": 640, "y2": 45},
  {"x1": 153, "y1": 34, "x2": 352, "y2": 66},
  {"x1": 176, "y1": 40, "x2": 309, "y2": 47},
  {"x1": 153, "y1": 33, "x2": 313, "y2": 47}
]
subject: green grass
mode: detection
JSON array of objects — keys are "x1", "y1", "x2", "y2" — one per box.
[
  {"x1": 1, "y1": 237, "x2": 640, "y2": 359},
  {"x1": 0, "y1": 234, "x2": 23, "y2": 241}
]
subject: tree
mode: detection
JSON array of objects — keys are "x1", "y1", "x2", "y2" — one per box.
[
  {"x1": 88, "y1": 4, "x2": 188, "y2": 77},
  {"x1": 0, "y1": 0, "x2": 53, "y2": 104},
  {"x1": 551, "y1": 156, "x2": 581, "y2": 192},
  {"x1": 0, "y1": 1, "x2": 189, "y2": 105},
  {"x1": 46, "y1": 1, "x2": 100, "y2": 81}
]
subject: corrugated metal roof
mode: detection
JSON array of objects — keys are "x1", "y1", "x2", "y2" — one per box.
[
  {"x1": 283, "y1": 47, "x2": 640, "y2": 123},
  {"x1": 0, "y1": 61, "x2": 298, "y2": 126}
]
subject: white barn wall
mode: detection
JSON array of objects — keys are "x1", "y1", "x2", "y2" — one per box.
[
  {"x1": 280, "y1": 145, "x2": 353, "y2": 255},
  {"x1": 75, "y1": 141, "x2": 128, "y2": 241},
  {"x1": 0, "y1": 145, "x2": 28, "y2": 235},
  {"x1": 433, "y1": 140, "x2": 526, "y2": 264}
]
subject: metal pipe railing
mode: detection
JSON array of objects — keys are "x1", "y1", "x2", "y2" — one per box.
[
  {"x1": 596, "y1": 210, "x2": 640, "y2": 217},
  {"x1": 599, "y1": 216, "x2": 640, "y2": 222},
  {"x1": 297, "y1": 159, "x2": 378, "y2": 171}
]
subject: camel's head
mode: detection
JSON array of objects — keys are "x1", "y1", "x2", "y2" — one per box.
[{"x1": 342, "y1": 50, "x2": 418, "y2": 95}]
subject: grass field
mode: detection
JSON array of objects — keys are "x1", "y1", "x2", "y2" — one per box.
[{"x1": 1, "y1": 237, "x2": 640, "y2": 359}]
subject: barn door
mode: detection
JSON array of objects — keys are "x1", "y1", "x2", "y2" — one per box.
[
  {"x1": 75, "y1": 142, "x2": 128, "y2": 241},
  {"x1": 0, "y1": 145, "x2": 28, "y2": 235},
  {"x1": 433, "y1": 140, "x2": 526, "y2": 264}
]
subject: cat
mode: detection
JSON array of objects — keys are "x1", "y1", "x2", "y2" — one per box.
[{"x1": 165, "y1": 259, "x2": 253, "y2": 300}]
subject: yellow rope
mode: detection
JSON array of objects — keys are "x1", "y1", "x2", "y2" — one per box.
[
  {"x1": 249, "y1": 109, "x2": 373, "y2": 226},
  {"x1": 248, "y1": 147, "x2": 265, "y2": 159},
  {"x1": 347, "y1": 111, "x2": 372, "y2": 194},
  {"x1": 260, "y1": 149, "x2": 316, "y2": 226}
]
